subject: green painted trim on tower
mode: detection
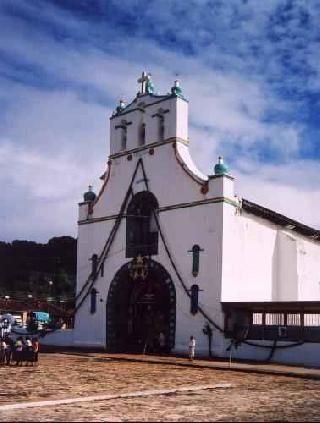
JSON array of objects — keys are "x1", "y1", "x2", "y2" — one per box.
[
  {"x1": 208, "y1": 173, "x2": 234, "y2": 181},
  {"x1": 110, "y1": 93, "x2": 189, "y2": 120},
  {"x1": 109, "y1": 137, "x2": 189, "y2": 159},
  {"x1": 159, "y1": 197, "x2": 238, "y2": 212}
]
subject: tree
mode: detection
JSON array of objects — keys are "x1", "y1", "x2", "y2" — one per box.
[{"x1": 0, "y1": 236, "x2": 77, "y2": 299}]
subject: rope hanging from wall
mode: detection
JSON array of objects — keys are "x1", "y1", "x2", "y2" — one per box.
[
  {"x1": 74, "y1": 155, "x2": 304, "y2": 357},
  {"x1": 74, "y1": 158, "x2": 147, "y2": 313},
  {"x1": 138, "y1": 160, "x2": 305, "y2": 355}
]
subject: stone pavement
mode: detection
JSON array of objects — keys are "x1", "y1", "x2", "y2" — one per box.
[
  {"x1": 58, "y1": 350, "x2": 320, "y2": 380},
  {"x1": 1, "y1": 352, "x2": 320, "y2": 421}
]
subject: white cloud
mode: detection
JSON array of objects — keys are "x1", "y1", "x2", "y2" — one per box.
[
  {"x1": 0, "y1": 139, "x2": 104, "y2": 241},
  {"x1": 1, "y1": 0, "x2": 320, "y2": 241},
  {"x1": 236, "y1": 171, "x2": 320, "y2": 229}
]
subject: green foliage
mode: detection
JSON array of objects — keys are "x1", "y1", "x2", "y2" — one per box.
[{"x1": 0, "y1": 236, "x2": 77, "y2": 299}]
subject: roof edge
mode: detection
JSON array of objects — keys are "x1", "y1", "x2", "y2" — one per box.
[{"x1": 241, "y1": 198, "x2": 320, "y2": 240}]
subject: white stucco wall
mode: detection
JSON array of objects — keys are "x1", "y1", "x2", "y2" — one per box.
[
  {"x1": 71, "y1": 88, "x2": 320, "y2": 367},
  {"x1": 221, "y1": 210, "x2": 277, "y2": 302},
  {"x1": 298, "y1": 238, "x2": 320, "y2": 300},
  {"x1": 221, "y1": 209, "x2": 320, "y2": 303},
  {"x1": 274, "y1": 231, "x2": 298, "y2": 301},
  {"x1": 74, "y1": 136, "x2": 231, "y2": 353}
]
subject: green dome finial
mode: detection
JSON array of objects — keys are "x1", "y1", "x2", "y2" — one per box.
[
  {"x1": 145, "y1": 74, "x2": 155, "y2": 94},
  {"x1": 83, "y1": 185, "x2": 96, "y2": 202},
  {"x1": 137, "y1": 71, "x2": 155, "y2": 95},
  {"x1": 116, "y1": 99, "x2": 126, "y2": 114},
  {"x1": 171, "y1": 80, "x2": 183, "y2": 96},
  {"x1": 214, "y1": 156, "x2": 229, "y2": 176}
]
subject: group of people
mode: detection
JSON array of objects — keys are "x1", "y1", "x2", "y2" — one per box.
[{"x1": 0, "y1": 335, "x2": 39, "y2": 366}]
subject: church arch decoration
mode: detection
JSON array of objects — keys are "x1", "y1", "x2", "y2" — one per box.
[{"x1": 106, "y1": 258, "x2": 176, "y2": 352}]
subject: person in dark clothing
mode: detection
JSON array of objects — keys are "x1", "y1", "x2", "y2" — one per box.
[
  {"x1": 24, "y1": 337, "x2": 33, "y2": 366},
  {"x1": 4, "y1": 335, "x2": 13, "y2": 365},
  {"x1": 14, "y1": 337, "x2": 24, "y2": 366},
  {"x1": 0, "y1": 338, "x2": 6, "y2": 364},
  {"x1": 32, "y1": 337, "x2": 39, "y2": 365}
]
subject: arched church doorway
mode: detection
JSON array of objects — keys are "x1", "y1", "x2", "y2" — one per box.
[{"x1": 106, "y1": 258, "x2": 176, "y2": 353}]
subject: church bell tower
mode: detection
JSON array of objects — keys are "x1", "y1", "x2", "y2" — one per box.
[{"x1": 109, "y1": 72, "x2": 189, "y2": 156}]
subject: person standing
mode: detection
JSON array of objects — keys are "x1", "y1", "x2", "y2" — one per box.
[
  {"x1": 15, "y1": 337, "x2": 24, "y2": 366},
  {"x1": 25, "y1": 337, "x2": 33, "y2": 366},
  {"x1": 0, "y1": 338, "x2": 6, "y2": 365},
  {"x1": 32, "y1": 337, "x2": 39, "y2": 366},
  {"x1": 4, "y1": 335, "x2": 13, "y2": 366},
  {"x1": 188, "y1": 336, "x2": 196, "y2": 361},
  {"x1": 159, "y1": 332, "x2": 166, "y2": 354}
]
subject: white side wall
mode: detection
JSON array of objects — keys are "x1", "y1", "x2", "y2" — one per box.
[
  {"x1": 221, "y1": 211, "x2": 276, "y2": 302},
  {"x1": 219, "y1": 206, "x2": 320, "y2": 367},
  {"x1": 221, "y1": 210, "x2": 320, "y2": 303},
  {"x1": 274, "y1": 231, "x2": 298, "y2": 301},
  {"x1": 298, "y1": 239, "x2": 320, "y2": 300}
]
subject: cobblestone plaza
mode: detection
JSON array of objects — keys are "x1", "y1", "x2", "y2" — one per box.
[{"x1": 0, "y1": 353, "x2": 319, "y2": 421}]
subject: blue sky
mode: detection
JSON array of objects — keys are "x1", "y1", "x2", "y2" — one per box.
[{"x1": 1, "y1": 0, "x2": 320, "y2": 242}]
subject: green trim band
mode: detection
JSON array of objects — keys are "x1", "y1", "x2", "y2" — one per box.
[
  {"x1": 109, "y1": 137, "x2": 189, "y2": 159},
  {"x1": 110, "y1": 93, "x2": 188, "y2": 120},
  {"x1": 78, "y1": 196, "x2": 238, "y2": 225}
]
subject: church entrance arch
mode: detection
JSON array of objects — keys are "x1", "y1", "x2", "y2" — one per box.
[{"x1": 106, "y1": 258, "x2": 176, "y2": 353}]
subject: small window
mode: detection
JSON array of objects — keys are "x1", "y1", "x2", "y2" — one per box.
[
  {"x1": 287, "y1": 313, "x2": 301, "y2": 326},
  {"x1": 304, "y1": 314, "x2": 320, "y2": 327},
  {"x1": 121, "y1": 129, "x2": 127, "y2": 150},
  {"x1": 139, "y1": 123, "x2": 146, "y2": 146},
  {"x1": 120, "y1": 120, "x2": 127, "y2": 150},
  {"x1": 190, "y1": 284, "x2": 199, "y2": 315},
  {"x1": 191, "y1": 245, "x2": 201, "y2": 277},
  {"x1": 91, "y1": 254, "x2": 98, "y2": 277},
  {"x1": 252, "y1": 313, "x2": 263, "y2": 325},
  {"x1": 188, "y1": 244, "x2": 204, "y2": 277},
  {"x1": 265, "y1": 313, "x2": 284, "y2": 326},
  {"x1": 115, "y1": 119, "x2": 131, "y2": 152},
  {"x1": 159, "y1": 115, "x2": 165, "y2": 141},
  {"x1": 90, "y1": 288, "x2": 97, "y2": 314}
]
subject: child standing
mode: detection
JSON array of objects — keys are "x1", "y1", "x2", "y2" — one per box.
[{"x1": 188, "y1": 336, "x2": 196, "y2": 361}]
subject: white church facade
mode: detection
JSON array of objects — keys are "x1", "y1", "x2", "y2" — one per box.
[{"x1": 46, "y1": 73, "x2": 320, "y2": 367}]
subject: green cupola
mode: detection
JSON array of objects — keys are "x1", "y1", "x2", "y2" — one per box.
[
  {"x1": 145, "y1": 75, "x2": 155, "y2": 94},
  {"x1": 83, "y1": 185, "x2": 96, "y2": 202},
  {"x1": 115, "y1": 99, "x2": 126, "y2": 114},
  {"x1": 171, "y1": 80, "x2": 183, "y2": 96},
  {"x1": 214, "y1": 156, "x2": 229, "y2": 176}
]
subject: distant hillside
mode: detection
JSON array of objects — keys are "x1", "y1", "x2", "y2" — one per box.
[{"x1": 0, "y1": 236, "x2": 77, "y2": 300}]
